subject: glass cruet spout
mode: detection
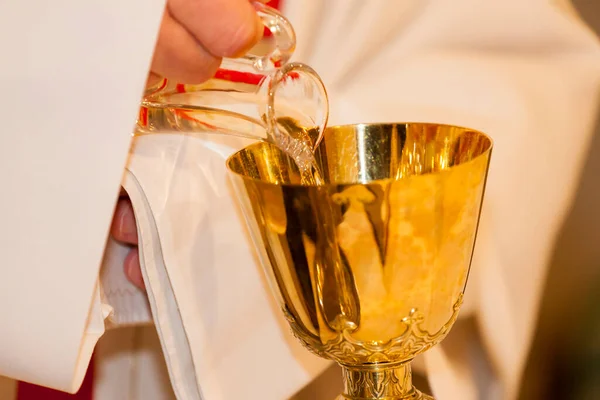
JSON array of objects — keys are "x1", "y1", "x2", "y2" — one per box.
[{"x1": 135, "y1": 4, "x2": 329, "y2": 152}]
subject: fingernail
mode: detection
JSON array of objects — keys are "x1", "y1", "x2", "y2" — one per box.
[
  {"x1": 252, "y1": 1, "x2": 270, "y2": 11},
  {"x1": 118, "y1": 204, "x2": 136, "y2": 238},
  {"x1": 125, "y1": 250, "x2": 146, "y2": 291}
]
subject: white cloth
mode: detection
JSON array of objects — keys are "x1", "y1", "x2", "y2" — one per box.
[{"x1": 1, "y1": 1, "x2": 599, "y2": 400}]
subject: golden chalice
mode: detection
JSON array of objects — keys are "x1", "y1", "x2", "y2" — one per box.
[{"x1": 227, "y1": 123, "x2": 492, "y2": 399}]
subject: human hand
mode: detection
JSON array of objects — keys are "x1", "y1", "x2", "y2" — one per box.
[
  {"x1": 111, "y1": 195, "x2": 145, "y2": 290},
  {"x1": 147, "y1": 0, "x2": 269, "y2": 85},
  {"x1": 111, "y1": 0, "x2": 269, "y2": 290}
]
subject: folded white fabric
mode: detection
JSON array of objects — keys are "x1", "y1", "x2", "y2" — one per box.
[{"x1": 101, "y1": 133, "x2": 330, "y2": 400}]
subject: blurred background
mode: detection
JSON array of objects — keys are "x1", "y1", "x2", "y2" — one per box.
[{"x1": 518, "y1": 0, "x2": 600, "y2": 399}]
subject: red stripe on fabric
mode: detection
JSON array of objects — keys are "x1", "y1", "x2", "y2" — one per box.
[
  {"x1": 17, "y1": 357, "x2": 94, "y2": 400},
  {"x1": 269, "y1": 0, "x2": 282, "y2": 11}
]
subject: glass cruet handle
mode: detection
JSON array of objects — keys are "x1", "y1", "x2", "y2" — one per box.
[
  {"x1": 222, "y1": 3, "x2": 295, "y2": 72},
  {"x1": 240, "y1": 4, "x2": 329, "y2": 150}
]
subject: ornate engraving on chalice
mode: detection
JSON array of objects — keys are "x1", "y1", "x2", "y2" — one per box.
[
  {"x1": 227, "y1": 123, "x2": 492, "y2": 399},
  {"x1": 283, "y1": 294, "x2": 463, "y2": 365}
]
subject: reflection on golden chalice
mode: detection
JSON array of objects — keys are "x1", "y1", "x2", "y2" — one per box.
[{"x1": 227, "y1": 123, "x2": 492, "y2": 399}]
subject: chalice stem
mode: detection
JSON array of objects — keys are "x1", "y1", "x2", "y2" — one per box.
[{"x1": 337, "y1": 362, "x2": 433, "y2": 400}]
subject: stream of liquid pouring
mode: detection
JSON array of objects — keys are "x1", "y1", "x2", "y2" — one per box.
[
  {"x1": 272, "y1": 132, "x2": 323, "y2": 184},
  {"x1": 265, "y1": 115, "x2": 325, "y2": 185},
  {"x1": 268, "y1": 117, "x2": 362, "y2": 334}
]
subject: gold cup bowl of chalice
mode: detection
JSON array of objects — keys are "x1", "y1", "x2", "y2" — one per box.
[{"x1": 226, "y1": 123, "x2": 492, "y2": 399}]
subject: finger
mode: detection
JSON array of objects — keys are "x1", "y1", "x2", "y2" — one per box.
[
  {"x1": 168, "y1": 0, "x2": 264, "y2": 58},
  {"x1": 111, "y1": 198, "x2": 138, "y2": 245},
  {"x1": 151, "y1": 10, "x2": 222, "y2": 84},
  {"x1": 124, "y1": 248, "x2": 145, "y2": 291}
]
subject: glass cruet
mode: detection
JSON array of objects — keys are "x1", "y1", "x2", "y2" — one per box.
[{"x1": 135, "y1": 4, "x2": 329, "y2": 153}]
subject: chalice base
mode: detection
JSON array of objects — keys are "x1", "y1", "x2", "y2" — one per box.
[{"x1": 334, "y1": 362, "x2": 434, "y2": 400}]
